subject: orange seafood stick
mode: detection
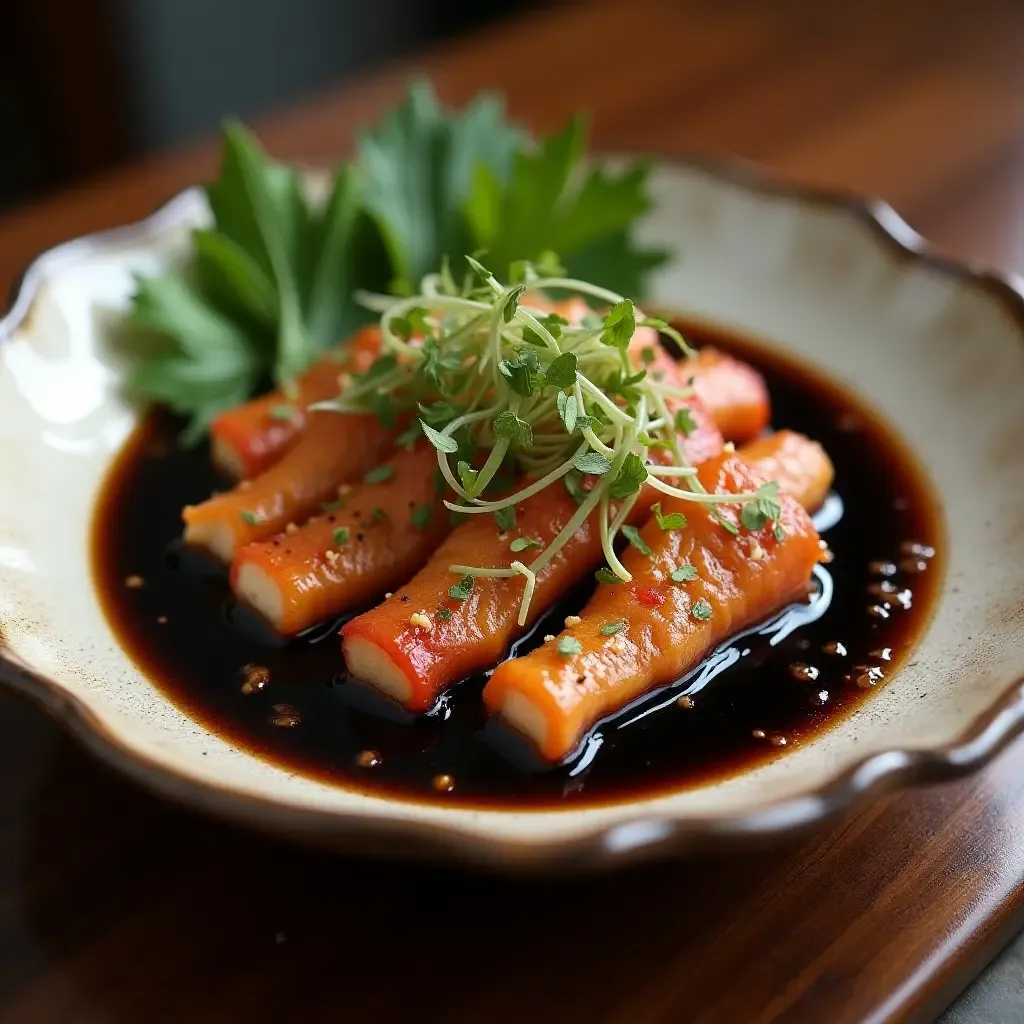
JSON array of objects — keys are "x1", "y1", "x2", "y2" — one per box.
[
  {"x1": 343, "y1": 431, "x2": 830, "y2": 714},
  {"x1": 183, "y1": 409, "x2": 397, "y2": 562},
  {"x1": 210, "y1": 325, "x2": 382, "y2": 478},
  {"x1": 232, "y1": 443, "x2": 449, "y2": 634},
  {"x1": 483, "y1": 448, "x2": 826, "y2": 762},
  {"x1": 688, "y1": 347, "x2": 770, "y2": 443},
  {"x1": 340, "y1": 382, "x2": 724, "y2": 712}
]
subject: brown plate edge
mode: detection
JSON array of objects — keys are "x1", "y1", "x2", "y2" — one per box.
[{"x1": 2, "y1": 153, "x2": 1024, "y2": 873}]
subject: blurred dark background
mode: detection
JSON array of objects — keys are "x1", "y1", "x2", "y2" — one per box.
[{"x1": 1, "y1": 0, "x2": 534, "y2": 212}]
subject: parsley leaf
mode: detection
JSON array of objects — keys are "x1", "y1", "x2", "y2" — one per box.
[
  {"x1": 363, "y1": 464, "x2": 395, "y2": 485},
  {"x1": 691, "y1": 598, "x2": 713, "y2": 621},
  {"x1": 410, "y1": 505, "x2": 433, "y2": 530},
  {"x1": 595, "y1": 567, "x2": 623, "y2": 584},
  {"x1": 357, "y1": 80, "x2": 521, "y2": 292},
  {"x1": 541, "y1": 352, "x2": 578, "y2": 390},
  {"x1": 463, "y1": 115, "x2": 669, "y2": 292},
  {"x1": 421, "y1": 422, "x2": 459, "y2": 454},
  {"x1": 333, "y1": 527, "x2": 350, "y2": 545},
  {"x1": 651, "y1": 503, "x2": 687, "y2": 531},
  {"x1": 557, "y1": 636, "x2": 582, "y2": 657},
  {"x1": 448, "y1": 575, "x2": 475, "y2": 601},
  {"x1": 509, "y1": 536, "x2": 541, "y2": 552},
  {"x1": 494, "y1": 506, "x2": 516, "y2": 532},
  {"x1": 600, "y1": 619, "x2": 627, "y2": 636},
  {"x1": 671, "y1": 564, "x2": 698, "y2": 583}
]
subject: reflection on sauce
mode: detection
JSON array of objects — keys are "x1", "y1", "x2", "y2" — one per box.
[{"x1": 90, "y1": 322, "x2": 943, "y2": 809}]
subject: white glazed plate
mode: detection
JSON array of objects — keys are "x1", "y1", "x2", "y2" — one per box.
[{"x1": 2, "y1": 158, "x2": 1023, "y2": 870}]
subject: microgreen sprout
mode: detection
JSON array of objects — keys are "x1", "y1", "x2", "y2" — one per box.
[{"x1": 314, "y1": 258, "x2": 775, "y2": 623}]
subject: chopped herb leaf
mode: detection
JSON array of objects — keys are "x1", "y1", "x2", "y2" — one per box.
[
  {"x1": 595, "y1": 567, "x2": 623, "y2": 584},
  {"x1": 364, "y1": 464, "x2": 395, "y2": 485},
  {"x1": 448, "y1": 574, "x2": 475, "y2": 601},
  {"x1": 410, "y1": 505, "x2": 433, "y2": 530},
  {"x1": 239, "y1": 510, "x2": 260, "y2": 526},
  {"x1": 691, "y1": 598, "x2": 713, "y2": 621},
  {"x1": 715, "y1": 511, "x2": 740, "y2": 536},
  {"x1": 671, "y1": 564, "x2": 698, "y2": 583},
  {"x1": 639, "y1": 347, "x2": 656, "y2": 365},
  {"x1": 436, "y1": 607, "x2": 453, "y2": 621},
  {"x1": 509, "y1": 536, "x2": 541, "y2": 552},
  {"x1": 502, "y1": 284, "x2": 527, "y2": 323},
  {"x1": 621, "y1": 525, "x2": 652, "y2": 555},
  {"x1": 557, "y1": 636, "x2": 582, "y2": 656},
  {"x1": 774, "y1": 522, "x2": 786, "y2": 542},
  {"x1": 319, "y1": 499, "x2": 343, "y2": 512},
  {"x1": 564, "y1": 469, "x2": 588, "y2": 505},
  {"x1": 651, "y1": 502, "x2": 687, "y2": 531},
  {"x1": 600, "y1": 619, "x2": 627, "y2": 636},
  {"x1": 269, "y1": 404, "x2": 296, "y2": 421},
  {"x1": 333, "y1": 527, "x2": 350, "y2": 545},
  {"x1": 494, "y1": 505, "x2": 516, "y2": 532},
  {"x1": 556, "y1": 391, "x2": 578, "y2": 434}
]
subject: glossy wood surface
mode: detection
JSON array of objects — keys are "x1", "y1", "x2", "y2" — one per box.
[{"x1": 2, "y1": 1, "x2": 1024, "y2": 1020}]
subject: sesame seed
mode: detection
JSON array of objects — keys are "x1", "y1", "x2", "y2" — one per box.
[
  {"x1": 564, "y1": 614, "x2": 582, "y2": 627},
  {"x1": 749, "y1": 540, "x2": 765, "y2": 561},
  {"x1": 324, "y1": 550, "x2": 340, "y2": 566},
  {"x1": 770, "y1": 735, "x2": 787, "y2": 747},
  {"x1": 410, "y1": 611, "x2": 433, "y2": 632},
  {"x1": 384, "y1": 592, "x2": 393, "y2": 599},
  {"x1": 723, "y1": 441, "x2": 736, "y2": 452},
  {"x1": 543, "y1": 634, "x2": 555, "y2": 643}
]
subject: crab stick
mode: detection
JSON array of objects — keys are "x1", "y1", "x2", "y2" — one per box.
[
  {"x1": 232, "y1": 443, "x2": 448, "y2": 633},
  {"x1": 343, "y1": 431, "x2": 830, "y2": 713},
  {"x1": 484, "y1": 445, "x2": 828, "y2": 761},
  {"x1": 209, "y1": 325, "x2": 382, "y2": 478},
  {"x1": 183, "y1": 408, "x2": 397, "y2": 562},
  {"x1": 689, "y1": 347, "x2": 770, "y2": 442}
]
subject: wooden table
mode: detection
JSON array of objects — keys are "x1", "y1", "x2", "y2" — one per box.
[{"x1": 2, "y1": 1, "x2": 1023, "y2": 1020}]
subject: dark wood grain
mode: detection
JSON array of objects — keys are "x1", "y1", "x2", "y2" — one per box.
[{"x1": 1, "y1": 1, "x2": 1024, "y2": 1021}]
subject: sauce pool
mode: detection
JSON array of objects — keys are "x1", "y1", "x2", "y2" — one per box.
[{"x1": 90, "y1": 321, "x2": 943, "y2": 808}]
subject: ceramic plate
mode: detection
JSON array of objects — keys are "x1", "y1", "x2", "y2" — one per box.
[{"x1": 2, "y1": 159, "x2": 1023, "y2": 870}]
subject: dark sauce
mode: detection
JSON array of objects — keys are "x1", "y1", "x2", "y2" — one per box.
[{"x1": 91, "y1": 321, "x2": 943, "y2": 808}]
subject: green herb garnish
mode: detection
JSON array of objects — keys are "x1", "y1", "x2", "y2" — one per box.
[
  {"x1": 557, "y1": 636, "x2": 582, "y2": 657},
  {"x1": 448, "y1": 575, "x2": 475, "y2": 601},
  {"x1": 671, "y1": 564, "x2": 698, "y2": 583},
  {"x1": 651, "y1": 503, "x2": 687, "y2": 531},
  {"x1": 239, "y1": 510, "x2": 260, "y2": 526},
  {"x1": 410, "y1": 505, "x2": 433, "y2": 530},
  {"x1": 595, "y1": 567, "x2": 623, "y2": 584},
  {"x1": 600, "y1": 619, "x2": 627, "y2": 636},
  {"x1": 332, "y1": 527, "x2": 350, "y2": 545},
  {"x1": 494, "y1": 505, "x2": 516, "y2": 532},
  {"x1": 621, "y1": 525, "x2": 652, "y2": 556},
  {"x1": 364, "y1": 464, "x2": 395, "y2": 485},
  {"x1": 436, "y1": 607, "x2": 453, "y2": 621},
  {"x1": 509, "y1": 536, "x2": 541, "y2": 553},
  {"x1": 691, "y1": 598, "x2": 713, "y2": 621}
]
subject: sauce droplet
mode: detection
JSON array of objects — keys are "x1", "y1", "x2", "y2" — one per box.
[
  {"x1": 822, "y1": 641, "x2": 847, "y2": 656},
  {"x1": 156, "y1": 615, "x2": 168, "y2": 625},
  {"x1": 871, "y1": 647, "x2": 893, "y2": 661},
  {"x1": 677, "y1": 695, "x2": 694, "y2": 709},
  {"x1": 868, "y1": 580, "x2": 898, "y2": 597},
  {"x1": 770, "y1": 735, "x2": 788, "y2": 747},
  {"x1": 867, "y1": 604, "x2": 890, "y2": 620},
  {"x1": 432, "y1": 774, "x2": 456, "y2": 793},
  {"x1": 810, "y1": 690, "x2": 829, "y2": 705},
  {"x1": 124, "y1": 574, "x2": 144, "y2": 589},
  {"x1": 241, "y1": 663, "x2": 270, "y2": 695},
  {"x1": 788, "y1": 662, "x2": 820, "y2": 683},
  {"x1": 356, "y1": 750, "x2": 382, "y2": 768},
  {"x1": 855, "y1": 666, "x2": 886, "y2": 688},
  {"x1": 752, "y1": 729, "x2": 765, "y2": 739},
  {"x1": 868, "y1": 561, "x2": 897, "y2": 577},
  {"x1": 270, "y1": 703, "x2": 301, "y2": 727},
  {"x1": 899, "y1": 558, "x2": 928, "y2": 574},
  {"x1": 900, "y1": 541, "x2": 935, "y2": 559}
]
